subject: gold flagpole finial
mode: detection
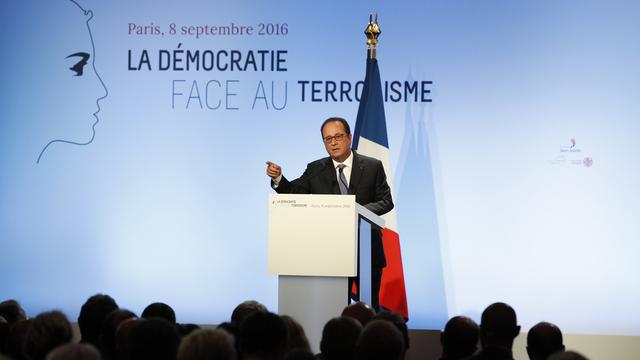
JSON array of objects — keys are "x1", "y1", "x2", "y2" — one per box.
[{"x1": 364, "y1": 13, "x2": 381, "y2": 59}]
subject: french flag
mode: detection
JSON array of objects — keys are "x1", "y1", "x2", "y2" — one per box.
[{"x1": 353, "y1": 58, "x2": 409, "y2": 320}]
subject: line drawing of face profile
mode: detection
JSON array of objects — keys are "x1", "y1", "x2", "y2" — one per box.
[{"x1": 36, "y1": 0, "x2": 109, "y2": 164}]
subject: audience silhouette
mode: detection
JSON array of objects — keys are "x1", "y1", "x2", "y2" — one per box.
[
  {"x1": 548, "y1": 350, "x2": 589, "y2": 360},
  {"x1": 126, "y1": 317, "x2": 180, "y2": 360},
  {"x1": 4, "y1": 319, "x2": 32, "y2": 360},
  {"x1": 355, "y1": 319, "x2": 405, "y2": 360},
  {"x1": 99, "y1": 309, "x2": 136, "y2": 360},
  {"x1": 439, "y1": 315, "x2": 479, "y2": 360},
  {"x1": 24, "y1": 311, "x2": 73, "y2": 360},
  {"x1": 0, "y1": 300, "x2": 27, "y2": 326},
  {"x1": 232, "y1": 300, "x2": 269, "y2": 327},
  {"x1": 318, "y1": 316, "x2": 362, "y2": 360},
  {"x1": 341, "y1": 302, "x2": 376, "y2": 327},
  {"x1": 470, "y1": 302, "x2": 520, "y2": 360},
  {"x1": 240, "y1": 311, "x2": 288, "y2": 360},
  {"x1": 527, "y1": 321, "x2": 565, "y2": 360},
  {"x1": 281, "y1": 315, "x2": 311, "y2": 353},
  {"x1": 141, "y1": 302, "x2": 176, "y2": 324},
  {"x1": 373, "y1": 310, "x2": 410, "y2": 350},
  {"x1": 78, "y1": 294, "x2": 118, "y2": 348},
  {"x1": 47, "y1": 343, "x2": 101, "y2": 360},
  {"x1": 177, "y1": 329, "x2": 236, "y2": 360},
  {"x1": 0, "y1": 296, "x2": 598, "y2": 360}
]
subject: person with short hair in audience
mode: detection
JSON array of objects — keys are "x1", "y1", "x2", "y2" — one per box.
[
  {"x1": 114, "y1": 318, "x2": 137, "y2": 360},
  {"x1": 355, "y1": 319, "x2": 405, "y2": 360},
  {"x1": 217, "y1": 322, "x2": 241, "y2": 357},
  {"x1": 177, "y1": 329, "x2": 236, "y2": 360},
  {"x1": 5, "y1": 319, "x2": 32, "y2": 360},
  {"x1": 177, "y1": 323, "x2": 201, "y2": 337},
  {"x1": 231, "y1": 300, "x2": 268, "y2": 327},
  {"x1": 281, "y1": 315, "x2": 311, "y2": 353},
  {"x1": 547, "y1": 350, "x2": 589, "y2": 360},
  {"x1": 527, "y1": 321, "x2": 565, "y2": 360},
  {"x1": 439, "y1": 316, "x2": 479, "y2": 360},
  {"x1": 0, "y1": 300, "x2": 27, "y2": 326},
  {"x1": 284, "y1": 348, "x2": 316, "y2": 360},
  {"x1": 341, "y1": 302, "x2": 376, "y2": 327},
  {"x1": 1, "y1": 301, "x2": 26, "y2": 356},
  {"x1": 0, "y1": 316, "x2": 9, "y2": 357},
  {"x1": 240, "y1": 311, "x2": 288, "y2": 360},
  {"x1": 24, "y1": 311, "x2": 73, "y2": 360},
  {"x1": 373, "y1": 310, "x2": 410, "y2": 350},
  {"x1": 78, "y1": 294, "x2": 118, "y2": 348},
  {"x1": 141, "y1": 302, "x2": 176, "y2": 324},
  {"x1": 98, "y1": 309, "x2": 136, "y2": 360},
  {"x1": 125, "y1": 318, "x2": 180, "y2": 360},
  {"x1": 470, "y1": 302, "x2": 520, "y2": 360},
  {"x1": 318, "y1": 316, "x2": 362, "y2": 360},
  {"x1": 46, "y1": 343, "x2": 101, "y2": 360}
]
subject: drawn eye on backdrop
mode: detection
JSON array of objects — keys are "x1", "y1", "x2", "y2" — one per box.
[{"x1": 66, "y1": 52, "x2": 90, "y2": 76}]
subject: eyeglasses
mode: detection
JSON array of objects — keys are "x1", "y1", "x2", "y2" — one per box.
[{"x1": 323, "y1": 133, "x2": 348, "y2": 143}]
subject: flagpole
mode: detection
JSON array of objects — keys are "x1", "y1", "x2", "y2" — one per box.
[{"x1": 364, "y1": 14, "x2": 381, "y2": 59}]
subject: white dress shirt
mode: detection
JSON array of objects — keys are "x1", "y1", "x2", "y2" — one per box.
[{"x1": 332, "y1": 151, "x2": 353, "y2": 188}]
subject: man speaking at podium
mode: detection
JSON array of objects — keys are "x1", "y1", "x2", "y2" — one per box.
[{"x1": 266, "y1": 117, "x2": 393, "y2": 310}]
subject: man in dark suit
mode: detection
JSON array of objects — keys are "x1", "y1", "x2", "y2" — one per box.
[{"x1": 266, "y1": 117, "x2": 394, "y2": 310}]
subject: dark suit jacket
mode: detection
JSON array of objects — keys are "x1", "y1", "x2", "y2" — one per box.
[{"x1": 272, "y1": 151, "x2": 394, "y2": 267}]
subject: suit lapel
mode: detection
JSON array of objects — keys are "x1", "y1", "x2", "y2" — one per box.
[{"x1": 349, "y1": 151, "x2": 365, "y2": 194}]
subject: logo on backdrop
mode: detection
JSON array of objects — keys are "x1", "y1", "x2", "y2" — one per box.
[{"x1": 549, "y1": 138, "x2": 594, "y2": 167}]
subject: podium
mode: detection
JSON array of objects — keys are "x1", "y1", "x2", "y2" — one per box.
[{"x1": 268, "y1": 194, "x2": 385, "y2": 353}]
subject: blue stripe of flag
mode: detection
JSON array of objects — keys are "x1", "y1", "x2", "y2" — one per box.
[{"x1": 353, "y1": 58, "x2": 389, "y2": 149}]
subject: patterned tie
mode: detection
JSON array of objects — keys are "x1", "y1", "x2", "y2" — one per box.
[{"x1": 337, "y1": 164, "x2": 349, "y2": 195}]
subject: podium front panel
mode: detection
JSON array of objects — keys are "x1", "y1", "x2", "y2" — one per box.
[{"x1": 269, "y1": 194, "x2": 357, "y2": 276}]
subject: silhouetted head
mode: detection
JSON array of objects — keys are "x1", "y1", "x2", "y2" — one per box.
[
  {"x1": 177, "y1": 323, "x2": 200, "y2": 337},
  {"x1": 126, "y1": 318, "x2": 180, "y2": 360},
  {"x1": 46, "y1": 343, "x2": 101, "y2": 360},
  {"x1": 320, "y1": 316, "x2": 362, "y2": 360},
  {"x1": 78, "y1": 294, "x2": 118, "y2": 347},
  {"x1": 24, "y1": 311, "x2": 73, "y2": 360},
  {"x1": 373, "y1": 310, "x2": 410, "y2": 349},
  {"x1": 281, "y1": 315, "x2": 310, "y2": 353},
  {"x1": 0, "y1": 300, "x2": 27, "y2": 325},
  {"x1": 440, "y1": 315, "x2": 479, "y2": 359},
  {"x1": 341, "y1": 302, "x2": 376, "y2": 327},
  {"x1": 217, "y1": 322, "x2": 241, "y2": 357},
  {"x1": 547, "y1": 350, "x2": 589, "y2": 360},
  {"x1": 285, "y1": 348, "x2": 316, "y2": 360},
  {"x1": 177, "y1": 329, "x2": 236, "y2": 360},
  {"x1": 527, "y1": 322, "x2": 565, "y2": 360},
  {"x1": 480, "y1": 302, "x2": 520, "y2": 349},
  {"x1": 231, "y1": 300, "x2": 268, "y2": 327},
  {"x1": 141, "y1": 302, "x2": 176, "y2": 324},
  {"x1": 355, "y1": 320, "x2": 405, "y2": 360},
  {"x1": 240, "y1": 312, "x2": 287, "y2": 360},
  {"x1": 0, "y1": 321, "x2": 8, "y2": 357},
  {"x1": 5, "y1": 319, "x2": 32, "y2": 360},
  {"x1": 114, "y1": 318, "x2": 137, "y2": 360},
  {"x1": 99, "y1": 309, "x2": 137, "y2": 360}
]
